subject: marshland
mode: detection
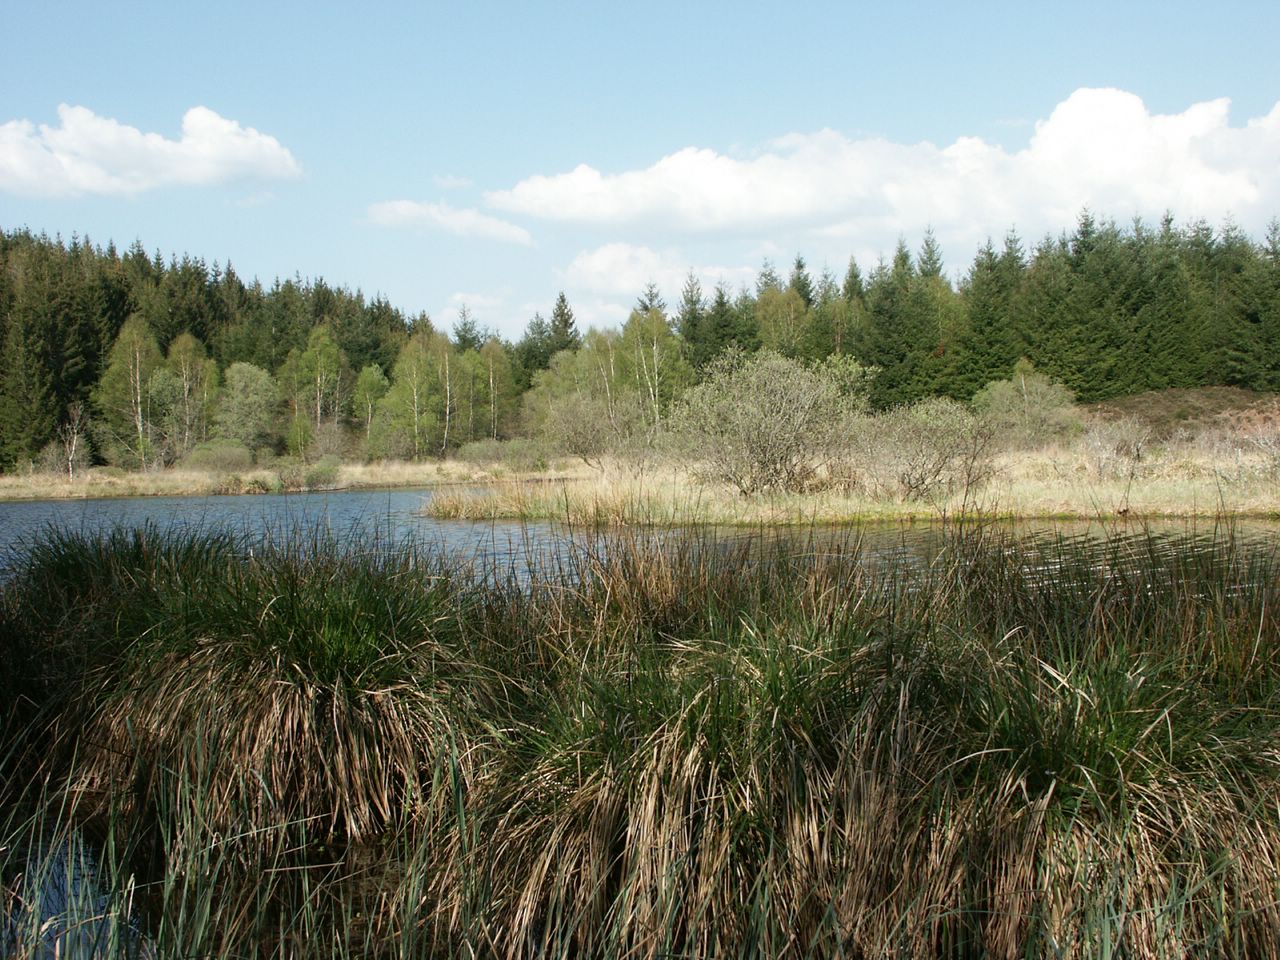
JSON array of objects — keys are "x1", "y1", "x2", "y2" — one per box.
[
  {"x1": 6, "y1": 218, "x2": 1280, "y2": 958},
  {"x1": 4, "y1": 517, "x2": 1280, "y2": 958}
]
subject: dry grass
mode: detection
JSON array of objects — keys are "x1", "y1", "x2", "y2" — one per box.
[
  {"x1": 424, "y1": 444, "x2": 1280, "y2": 526},
  {"x1": 0, "y1": 466, "x2": 281, "y2": 500},
  {"x1": 0, "y1": 457, "x2": 587, "y2": 502}
]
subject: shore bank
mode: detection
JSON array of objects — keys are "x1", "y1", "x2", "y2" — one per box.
[{"x1": 4, "y1": 445, "x2": 1279, "y2": 524}]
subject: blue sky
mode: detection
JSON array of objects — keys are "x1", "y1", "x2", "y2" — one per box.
[{"x1": 3, "y1": 0, "x2": 1279, "y2": 339}]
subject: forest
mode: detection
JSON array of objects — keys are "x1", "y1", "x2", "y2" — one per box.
[{"x1": 1, "y1": 211, "x2": 1279, "y2": 475}]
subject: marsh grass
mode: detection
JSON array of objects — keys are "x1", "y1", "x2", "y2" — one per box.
[
  {"x1": 423, "y1": 443, "x2": 1280, "y2": 525},
  {"x1": 4, "y1": 521, "x2": 1280, "y2": 957}
]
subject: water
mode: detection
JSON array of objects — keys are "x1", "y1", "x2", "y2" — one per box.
[
  {"x1": 1, "y1": 487, "x2": 1276, "y2": 579},
  {"x1": 0, "y1": 487, "x2": 563, "y2": 576}
]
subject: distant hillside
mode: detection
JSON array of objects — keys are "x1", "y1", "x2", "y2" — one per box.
[{"x1": 1086, "y1": 386, "x2": 1280, "y2": 438}]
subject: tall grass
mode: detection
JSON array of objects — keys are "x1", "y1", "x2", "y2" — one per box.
[{"x1": 3, "y1": 521, "x2": 1280, "y2": 957}]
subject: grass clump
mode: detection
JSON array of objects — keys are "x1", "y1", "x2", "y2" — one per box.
[{"x1": 4, "y1": 521, "x2": 1280, "y2": 957}]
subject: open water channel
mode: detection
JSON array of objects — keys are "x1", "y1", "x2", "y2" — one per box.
[{"x1": 1, "y1": 485, "x2": 1276, "y2": 582}]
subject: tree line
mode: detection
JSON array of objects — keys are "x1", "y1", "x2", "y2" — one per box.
[{"x1": 2, "y1": 211, "x2": 1279, "y2": 471}]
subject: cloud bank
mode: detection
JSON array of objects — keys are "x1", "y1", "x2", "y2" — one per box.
[
  {"x1": 566, "y1": 242, "x2": 755, "y2": 301},
  {"x1": 0, "y1": 104, "x2": 300, "y2": 197},
  {"x1": 368, "y1": 199, "x2": 533, "y2": 246},
  {"x1": 488, "y1": 89, "x2": 1280, "y2": 249}
]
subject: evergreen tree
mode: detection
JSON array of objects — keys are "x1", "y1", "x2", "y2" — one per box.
[
  {"x1": 635, "y1": 281, "x2": 666, "y2": 315},
  {"x1": 944, "y1": 241, "x2": 1019, "y2": 397},
  {"x1": 788, "y1": 255, "x2": 815, "y2": 309},
  {"x1": 692, "y1": 283, "x2": 739, "y2": 368},
  {"x1": 549, "y1": 292, "x2": 581, "y2": 356},
  {"x1": 676, "y1": 272, "x2": 706, "y2": 362},
  {"x1": 514, "y1": 313, "x2": 554, "y2": 389},
  {"x1": 842, "y1": 256, "x2": 865, "y2": 304},
  {"x1": 917, "y1": 228, "x2": 945, "y2": 279},
  {"x1": 755, "y1": 260, "x2": 781, "y2": 296},
  {"x1": 452, "y1": 305, "x2": 484, "y2": 353}
]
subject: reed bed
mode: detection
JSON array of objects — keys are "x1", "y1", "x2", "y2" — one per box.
[
  {"x1": 4, "y1": 521, "x2": 1280, "y2": 957},
  {"x1": 422, "y1": 446, "x2": 1280, "y2": 525}
]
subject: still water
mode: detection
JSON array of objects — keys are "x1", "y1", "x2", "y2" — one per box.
[
  {"x1": 0, "y1": 488, "x2": 562, "y2": 574},
  {"x1": 1, "y1": 486, "x2": 1276, "y2": 578}
]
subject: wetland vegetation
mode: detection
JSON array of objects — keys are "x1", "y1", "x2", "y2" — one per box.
[{"x1": 4, "y1": 521, "x2": 1280, "y2": 957}]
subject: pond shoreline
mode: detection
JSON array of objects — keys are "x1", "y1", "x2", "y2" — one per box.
[{"x1": 5, "y1": 452, "x2": 1280, "y2": 526}]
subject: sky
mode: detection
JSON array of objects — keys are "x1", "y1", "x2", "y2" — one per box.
[{"x1": 2, "y1": 0, "x2": 1279, "y2": 340}]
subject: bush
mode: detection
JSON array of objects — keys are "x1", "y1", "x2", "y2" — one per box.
[
  {"x1": 457, "y1": 437, "x2": 548, "y2": 472},
  {"x1": 852, "y1": 397, "x2": 995, "y2": 503},
  {"x1": 303, "y1": 454, "x2": 342, "y2": 490},
  {"x1": 1084, "y1": 416, "x2": 1151, "y2": 480},
  {"x1": 182, "y1": 440, "x2": 254, "y2": 472},
  {"x1": 37, "y1": 439, "x2": 91, "y2": 479},
  {"x1": 973, "y1": 360, "x2": 1081, "y2": 449},
  {"x1": 671, "y1": 350, "x2": 867, "y2": 495}
]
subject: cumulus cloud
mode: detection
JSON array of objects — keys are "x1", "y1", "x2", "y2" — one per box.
[
  {"x1": 488, "y1": 88, "x2": 1280, "y2": 248},
  {"x1": 566, "y1": 243, "x2": 755, "y2": 301},
  {"x1": 0, "y1": 104, "x2": 300, "y2": 197},
  {"x1": 368, "y1": 199, "x2": 532, "y2": 245}
]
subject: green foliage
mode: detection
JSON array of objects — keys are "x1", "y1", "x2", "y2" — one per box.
[
  {"x1": 5, "y1": 214, "x2": 1280, "y2": 475},
  {"x1": 672, "y1": 349, "x2": 868, "y2": 494},
  {"x1": 214, "y1": 361, "x2": 278, "y2": 450},
  {"x1": 973, "y1": 359, "x2": 1081, "y2": 448},
  {"x1": 370, "y1": 332, "x2": 439, "y2": 459},
  {"x1": 91, "y1": 315, "x2": 165, "y2": 468},
  {"x1": 181, "y1": 438, "x2": 254, "y2": 471},
  {"x1": 352, "y1": 362, "x2": 389, "y2": 440}
]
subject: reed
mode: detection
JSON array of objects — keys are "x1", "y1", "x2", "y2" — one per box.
[{"x1": 4, "y1": 521, "x2": 1280, "y2": 957}]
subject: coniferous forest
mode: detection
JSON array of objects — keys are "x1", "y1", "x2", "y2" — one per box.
[{"x1": 2, "y1": 211, "x2": 1279, "y2": 473}]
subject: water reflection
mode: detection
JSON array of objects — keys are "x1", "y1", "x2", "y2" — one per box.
[{"x1": 1, "y1": 488, "x2": 1276, "y2": 584}]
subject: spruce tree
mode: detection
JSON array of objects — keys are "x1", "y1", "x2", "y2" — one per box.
[
  {"x1": 635, "y1": 281, "x2": 666, "y2": 315},
  {"x1": 549, "y1": 292, "x2": 581, "y2": 355},
  {"x1": 788, "y1": 255, "x2": 814, "y2": 309}
]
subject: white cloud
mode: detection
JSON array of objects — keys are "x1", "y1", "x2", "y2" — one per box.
[
  {"x1": 0, "y1": 104, "x2": 300, "y2": 197},
  {"x1": 368, "y1": 199, "x2": 532, "y2": 245},
  {"x1": 487, "y1": 88, "x2": 1280, "y2": 251},
  {"x1": 433, "y1": 174, "x2": 473, "y2": 190},
  {"x1": 448, "y1": 290, "x2": 506, "y2": 311},
  {"x1": 565, "y1": 242, "x2": 755, "y2": 302},
  {"x1": 571, "y1": 297, "x2": 631, "y2": 331}
]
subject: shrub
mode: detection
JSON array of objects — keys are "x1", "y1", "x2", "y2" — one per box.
[
  {"x1": 303, "y1": 454, "x2": 342, "y2": 490},
  {"x1": 973, "y1": 360, "x2": 1081, "y2": 449},
  {"x1": 1084, "y1": 415, "x2": 1151, "y2": 480},
  {"x1": 457, "y1": 437, "x2": 549, "y2": 472},
  {"x1": 853, "y1": 397, "x2": 995, "y2": 503},
  {"x1": 182, "y1": 439, "x2": 254, "y2": 472},
  {"x1": 671, "y1": 350, "x2": 867, "y2": 495}
]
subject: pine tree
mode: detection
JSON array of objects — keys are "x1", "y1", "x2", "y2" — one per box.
[
  {"x1": 549, "y1": 292, "x2": 581, "y2": 355},
  {"x1": 842, "y1": 256, "x2": 865, "y2": 304},
  {"x1": 755, "y1": 260, "x2": 781, "y2": 296},
  {"x1": 676, "y1": 272, "x2": 706, "y2": 363},
  {"x1": 917, "y1": 228, "x2": 945, "y2": 279},
  {"x1": 788, "y1": 255, "x2": 814, "y2": 309},
  {"x1": 452, "y1": 305, "x2": 484, "y2": 353},
  {"x1": 635, "y1": 281, "x2": 666, "y2": 315}
]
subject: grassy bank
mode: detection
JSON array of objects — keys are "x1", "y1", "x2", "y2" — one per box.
[
  {"x1": 0, "y1": 457, "x2": 579, "y2": 502},
  {"x1": 4, "y1": 523, "x2": 1280, "y2": 957},
  {"x1": 424, "y1": 444, "x2": 1280, "y2": 525}
]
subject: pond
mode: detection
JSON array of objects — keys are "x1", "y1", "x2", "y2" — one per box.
[
  {"x1": 0, "y1": 487, "x2": 560, "y2": 575},
  {"x1": 1, "y1": 486, "x2": 1276, "y2": 581}
]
